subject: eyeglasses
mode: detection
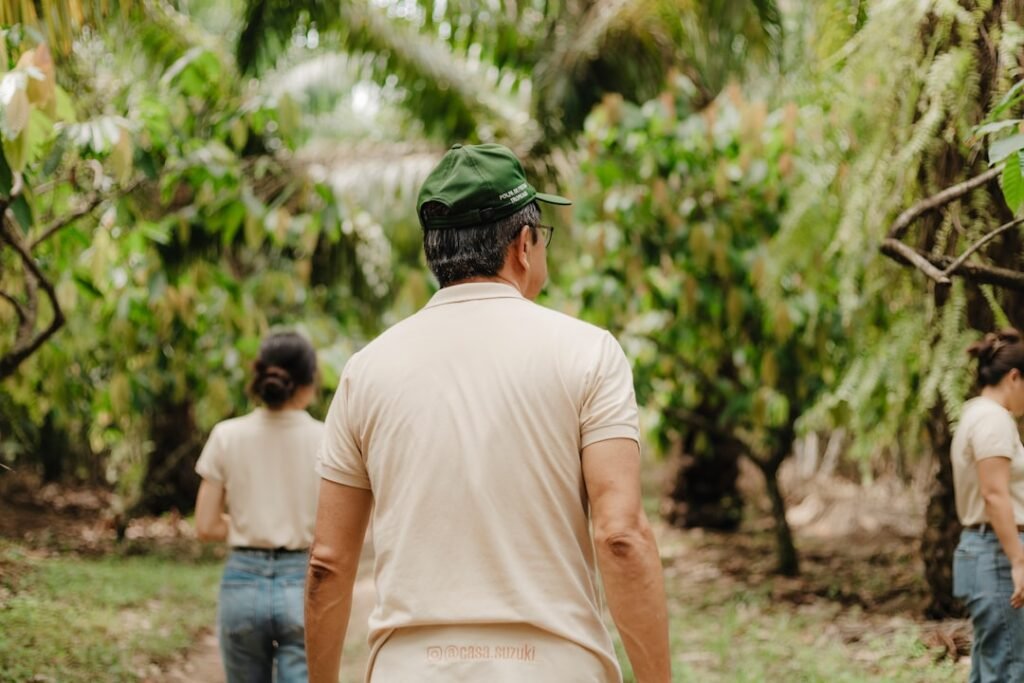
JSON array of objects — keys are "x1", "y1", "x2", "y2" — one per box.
[{"x1": 535, "y1": 224, "x2": 554, "y2": 247}]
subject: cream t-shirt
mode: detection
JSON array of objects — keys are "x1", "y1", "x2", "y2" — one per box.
[
  {"x1": 319, "y1": 282, "x2": 641, "y2": 682},
  {"x1": 196, "y1": 408, "x2": 324, "y2": 549},
  {"x1": 952, "y1": 396, "x2": 1024, "y2": 526}
]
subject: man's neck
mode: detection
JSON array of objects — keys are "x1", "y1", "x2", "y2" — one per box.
[{"x1": 448, "y1": 274, "x2": 523, "y2": 294}]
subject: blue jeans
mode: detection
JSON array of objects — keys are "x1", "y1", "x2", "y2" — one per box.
[
  {"x1": 954, "y1": 528, "x2": 1024, "y2": 683},
  {"x1": 218, "y1": 549, "x2": 309, "y2": 683}
]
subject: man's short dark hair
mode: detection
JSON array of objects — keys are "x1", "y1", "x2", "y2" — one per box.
[{"x1": 421, "y1": 201, "x2": 541, "y2": 287}]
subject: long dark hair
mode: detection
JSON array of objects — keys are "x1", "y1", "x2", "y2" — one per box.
[
  {"x1": 967, "y1": 328, "x2": 1024, "y2": 388},
  {"x1": 249, "y1": 331, "x2": 318, "y2": 408}
]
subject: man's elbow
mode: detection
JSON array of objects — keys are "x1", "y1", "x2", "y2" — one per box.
[
  {"x1": 308, "y1": 541, "x2": 356, "y2": 579},
  {"x1": 594, "y1": 519, "x2": 656, "y2": 560}
]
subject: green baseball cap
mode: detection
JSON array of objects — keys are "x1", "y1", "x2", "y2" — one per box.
[{"x1": 416, "y1": 143, "x2": 571, "y2": 230}]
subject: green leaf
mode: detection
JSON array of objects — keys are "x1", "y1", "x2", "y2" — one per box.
[
  {"x1": 142, "y1": 221, "x2": 172, "y2": 245},
  {"x1": 973, "y1": 119, "x2": 1021, "y2": 137},
  {"x1": 989, "y1": 133, "x2": 1024, "y2": 165},
  {"x1": 10, "y1": 194, "x2": 31, "y2": 230},
  {"x1": 987, "y1": 79, "x2": 1024, "y2": 123},
  {"x1": 2, "y1": 128, "x2": 29, "y2": 172},
  {"x1": 1001, "y1": 151, "x2": 1024, "y2": 214},
  {"x1": 40, "y1": 130, "x2": 67, "y2": 176},
  {"x1": 220, "y1": 201, "x2": 246, "y2": 246},
  {"x1": 0, "y1": 145, "x2": 13, "y2": 196},
  {"x1": 229, "y1": 118, "x2": 248, "y2": 151},
  {"x1": 53, "y1": 86, "x2": 76, "y2": 122},
  {"x1": 110, "y1": 129, "x2": 133, "y2": 183},
  {"x1": 73, "y1": 274, "x2": 103, "y2": 299}
]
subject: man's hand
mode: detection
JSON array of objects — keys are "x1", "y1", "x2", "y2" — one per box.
[{"x1": 305, "y1": 478, "x2": 373, "y2": 683}]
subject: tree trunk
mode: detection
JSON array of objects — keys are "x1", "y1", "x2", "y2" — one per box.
[
  {"x1": 38, "y1": 410, "x2": 67, "y2": 483},
  {"x1": 760, "y1": 454, "x2": 799, "y2": 576},
  {"x1": 134, "y1": 400, "x2": 202, "y2": 515},
  {"x1": 907, "y1": 0, "x2": 1022, "y2": 619},
  {"x1": 665, "y1": 437, "x2": 744, "y2": 531},
  {"x1": 921, "y1": 400, "x2": 965, "y2": 619}
]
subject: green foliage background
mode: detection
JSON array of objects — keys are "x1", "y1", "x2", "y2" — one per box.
[{"x1": 2, "y1": 2, "x2": 1024, "y2": 571}]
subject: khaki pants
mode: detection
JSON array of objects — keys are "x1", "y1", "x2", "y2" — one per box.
[{"x1": 367, "y1": 623, "x2": 620, "y2": 682}]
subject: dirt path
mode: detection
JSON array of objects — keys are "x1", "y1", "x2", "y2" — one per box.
[{"x1": 155, "y1": 558, "x2": 377, "y2": 683}]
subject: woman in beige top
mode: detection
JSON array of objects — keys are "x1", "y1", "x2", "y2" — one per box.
[
  {"x1": 194, "y1": 331, "x2": 325, "y2": 683},
  {"x1": 952, "y1": 328, "x2": 1024, "y2": 682}
]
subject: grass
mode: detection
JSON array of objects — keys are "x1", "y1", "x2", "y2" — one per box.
[
  {"x1": 661, "y1": 594, "x2": 959, "y2": 682},
  {"x1": 0, "y1": 540, "x2": 221, "y2": 683},
  {"x1": 611, "y1": 586, "x2": 964, "y2": 683},
  {"x1": 608, "y1": 523, "x2": 968, "y2": 683}
]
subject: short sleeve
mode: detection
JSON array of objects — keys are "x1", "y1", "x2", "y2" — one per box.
[
  {"x1": 970, "y1": 407, "x2": 1021, "y2": 461},
  {"x1": 195, "y1": 425, "x2": 225, "y2": 482},
  {"x1": 318, "y1": 356, "x2": 371, "y2": 489},
  {"x1": 579, "y1": 332, "x2": 641, "y2": 448}
]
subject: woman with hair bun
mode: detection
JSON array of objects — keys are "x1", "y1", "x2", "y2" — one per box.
[
  {"x1": 193, "y1": 331, "x2": 324, "y2": 683},
  {"x1": 953, "y1": 328, "x2": 1024, "y2": 682}
]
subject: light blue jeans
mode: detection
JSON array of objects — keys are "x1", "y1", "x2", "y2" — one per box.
[
  {"x1": 218, "y1": 549, "x2": 309, "y2": 683},
  {"x1": 954, "y1": 528, "x2": 1024, "y2": 683}
]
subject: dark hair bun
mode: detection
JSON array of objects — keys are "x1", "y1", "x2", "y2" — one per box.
[
  {"x1": 248, "y1": 332, "x2": 317, "y2": 408},
  {"x1": 255, "y1": 364, "x2": 295, "y2": 407},
  {"x1": 968, "y1": 329, "x2": 1022, "y2": 362},
  {"x1": 968, "y1": 328, "x2": 1024, "y2": 387}
]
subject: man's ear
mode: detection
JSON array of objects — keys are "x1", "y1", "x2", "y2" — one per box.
[{"x1": 514, "y1": 225, "x2": 532, "y2": 268}]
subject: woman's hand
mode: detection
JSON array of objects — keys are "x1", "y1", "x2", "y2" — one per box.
[{"x1": 1012, "y1": 558, "x2": 1024, "y2": 609}]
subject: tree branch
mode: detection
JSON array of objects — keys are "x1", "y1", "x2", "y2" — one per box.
[
  {"x1": 28, "y1": 177, "x2": 144, "y2": 250},
  {"x1": 881, "y1": 237, "x2": 1024, "y2": 290},
  {"x1": 17, "y1": 275, "x2": 37, "y2": 349},
  {"x1": 880, "y1": 238, "x2": 952, "y2": 285},
  {"x1": 942, "y1": 216, "x2": 1024, "y2": 277},
  {"x1": 0, "y1": 215, "x2": 66, "y2": 381},
  {"x1": 887, "y1": 166, "x2": 1001, "y2": 240},
  {"x1": 28, "y1": 193, "x2": 102, "y2": 249},
  {"x1": 0, "y1": 289, "x2": 26, "y2": 324}
]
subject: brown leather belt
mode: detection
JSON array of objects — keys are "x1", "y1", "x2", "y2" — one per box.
[{"x1": 964, "y1": 523, "x2": 1024, "y2": 533}]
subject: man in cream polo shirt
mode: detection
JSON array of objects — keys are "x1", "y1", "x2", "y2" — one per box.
[{"x1": 305, "y1": 143, "x2": 670, "y2": 682}]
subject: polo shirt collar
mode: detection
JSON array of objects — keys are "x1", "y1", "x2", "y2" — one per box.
[{"x1": 425, "y1": 282, "x2": 525, "y2": 308}]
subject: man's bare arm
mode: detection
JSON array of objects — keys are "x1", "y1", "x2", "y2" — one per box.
[
  {"x1": 583, "y1": 438, "x2": 670, "y2": 683},
  {"x1": 305, "y1": 478, "x2": 373, "y2": 683}
]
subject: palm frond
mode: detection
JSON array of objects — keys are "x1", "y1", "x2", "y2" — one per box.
[
  {"x1": 531, "y1": 0, "x2": 676, "y2": 142},
  {"x1": 238, "y1": 0, "x2": 782, "y2": 151},
  {"x1": 675, "y1": 0, "x2": 783, "y2": 105},
  {"x1": 297, "y1": 141, "x2": 441, "y2": 208},
  {"x1": 338, "y1": 1, "x2": 523, "y2": 141},
  {"x1": 236, "y1": 0, "x2": 326, "y2": 75}
]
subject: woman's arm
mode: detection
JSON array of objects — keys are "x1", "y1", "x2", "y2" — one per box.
[
  {"x1": 195, "y1": 480, "x2": 230, "y2": 542},
  {"x1": 978, "y1": 456, "x2": 1024, "y2": 608}
]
